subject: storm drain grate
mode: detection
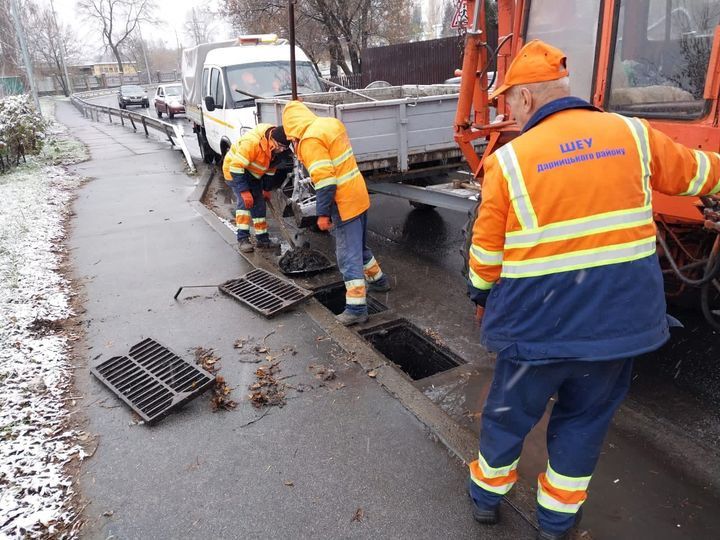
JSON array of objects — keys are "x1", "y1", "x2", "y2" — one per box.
[
  {"x1": 360, "y1": 321, "x2": 465, "y2": 380},
  {"x1": 314, "y1": 282, "x2": 387, "y2": 315},
  {"x1": 91, "y1": 338, "x2": 215, "y2": 424},
  {"x1": 219, "y1": 268, "x2": 313, "y2": 317}
]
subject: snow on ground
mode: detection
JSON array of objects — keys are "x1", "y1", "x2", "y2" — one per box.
[{"x1": 0, "y1": 104, "x2": 87, "y2": 539}]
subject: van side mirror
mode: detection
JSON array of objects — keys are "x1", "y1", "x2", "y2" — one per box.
[{"x1": 204, "y1": 96, "x2": 216, "y2": 112}]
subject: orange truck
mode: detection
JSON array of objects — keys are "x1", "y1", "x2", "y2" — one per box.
[{"x1": 455, "y1": 0, "x2": 720, "y2": 328}]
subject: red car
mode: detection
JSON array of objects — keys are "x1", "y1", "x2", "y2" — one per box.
[{"x1": 154, "y1": 84, "x2": 185, "y2": 119}]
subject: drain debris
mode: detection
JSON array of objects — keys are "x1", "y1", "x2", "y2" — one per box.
[
  {"x1": 210, "y1": 375, "x2": 237, "y2": 411},
  {"x1": 278, "y1": 247, "x2": 334, "y2": 275},
  {"x1": 249, "y1": 362, "x2": 286, "y2": 408}
]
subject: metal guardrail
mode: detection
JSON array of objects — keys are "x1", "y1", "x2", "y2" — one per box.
[{"x1": 69, "y1": 93, "x2": 195, "y2": 173}]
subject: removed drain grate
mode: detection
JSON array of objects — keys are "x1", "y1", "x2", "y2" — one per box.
[
  {"x1": 314, "y1": 283, "x2": 387, "y2": 315},
  {"x1": 219, "y1": 268, "x2": 313, "y2": 317},
  {"x1": 91, "y1": 338, "x2": 215, "y2": 424},
  {"x1": 360, "y1": 321, "x2": 465, "y2": 380}
]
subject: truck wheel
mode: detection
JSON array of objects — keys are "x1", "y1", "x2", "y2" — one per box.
[
  {"x1": 168, "y1": 110, "x2": 175, "y2": 119},
  {"x1": 197, "y1": 132, "x2": 215, "y2": 164}
]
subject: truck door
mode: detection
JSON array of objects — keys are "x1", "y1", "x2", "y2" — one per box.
[{"x1": 204, "y1": 67, "x2": 225, "y2": 155}]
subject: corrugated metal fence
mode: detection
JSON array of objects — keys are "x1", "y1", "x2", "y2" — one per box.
[{"x1": 360, "y1": 29, "x2": 498, "y2": 87}]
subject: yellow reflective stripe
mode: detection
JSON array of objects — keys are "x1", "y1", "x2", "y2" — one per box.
[
  {"x1": 478, "y1": 453, "x2": 519, "y2": 479},
  {"x1": 363, "y1": 257, "x2": 378, "y2": 270},
  {"x1": 470, "y1": 245, "x2": 503, "y2": 266},
  {"x1": 345, "y1": 279, "x2": 366, "y2": 288},
  {"x1": 537, "y1": 483, "x2": 584, "y2": 514},
  {"x1": 308, "y1": 159, "x2": 333, "y2": 174},
  {"x1": 501, "y1": 237, "x2": 657, "y2": 278},
  {"x1": 337, "y1": 167, "x2": 361, "y2": 185},
  {"x1": 504, "y1": 206, "x2": 654, "y2": 248},
  {"x1": 253, "y1": 218, "x2": 266, "y2": 223},
  {"x1": 346, "y1": 297, "x2": 367, "y2": 305},
  {"x1": 711, "y1": 179, "x2": 720, "y2": 195},
  {"x1": 496, "y1": 144, "x2": 538, "y2": 230},
  {"x1": 682, "y1": 150, "x2": 711, "y2": 196},
  {"x1": 471, "y1": 476, "x2": 515, "y2": 495},
  {"x1": 616, "y1": 115, "x2": 652, "y2": 206},
  {"x1": 229, "y1": 166, "x2": 245, "y2": 174},
  {"x1": 469, "y1": 267, "x2": 496, "y2": 290},
  {"x1": 331, "y1": 148, "x2": 353, "y2": 167},
  {"x1": 314, "y1": 177, "x2": 338, "y2": 190},
  {"x1": 545, "y1": 463, "x2": 591, "y2": 491}
]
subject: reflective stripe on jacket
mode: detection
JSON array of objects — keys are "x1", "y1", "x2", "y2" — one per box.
[
  {"x1": 222, "y1": 123, "x2": 277, "y2": 186},
  {"x1": 282, "y1": 101, "x2": 370, "y2": 221},
  {"x1": 469, "y1": 97, "x2": 720, "y2": 362}
]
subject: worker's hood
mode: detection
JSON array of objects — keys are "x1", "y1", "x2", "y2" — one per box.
[{"x1": 282, "y1": 101, "x2": 317, "y2": 140}]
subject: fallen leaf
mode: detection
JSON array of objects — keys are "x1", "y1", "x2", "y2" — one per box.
[
  {"x1": 351, "y1": 507, "x2": 364, "y2": 522},
  {"x1": 103, "y1": 510, "x2": 114, "y2": 517},
  {"x1": 367, "y1": 370, "x2": 377, "y2": 378},
  {"x1": 284, "y1": 480, "x2": 294, "y2": 487}
]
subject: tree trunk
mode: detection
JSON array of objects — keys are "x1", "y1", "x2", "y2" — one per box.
[{"x1": 110, "y1": 43, "x2": 124, "y2": 74}]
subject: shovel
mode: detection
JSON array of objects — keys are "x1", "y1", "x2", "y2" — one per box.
[{"x1": 266, "y1": 198, "x2": 335, "y2": 275}]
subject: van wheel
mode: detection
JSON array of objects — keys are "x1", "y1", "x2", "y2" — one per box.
[{"x1": 197, "y1": 132, "x2": 215, "y2": 164}]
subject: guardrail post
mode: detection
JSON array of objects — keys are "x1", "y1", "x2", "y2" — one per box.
[
  {"x1": 108, "y1": 108, "x2": 112, "y2": 123},
  {"x1": 129, "y1": 114, "x2": 137, "y2": 131},
  {"x1": 141, "y1": 117, "x2": 149, "y2": 137},
  {"x1": 120, "y1": 111, "x2": 125, "y2": 127},
  {"x1": 165, "y1": 127, "x2": 175, "y2": 146}
]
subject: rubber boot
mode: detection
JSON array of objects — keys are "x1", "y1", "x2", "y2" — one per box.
[
  {"x1": 368, "y1": 276, "x2": 391, "y2": 293},
  {"x1": 335, "y1": 310, "x2": 369, "y2": 326},
  {"x1": 536, "y1": 508, "x2": 583, "y2": 540},
  {"x1": 238, "y1": 238, "x2": 254, "y2": 253},
  {"x1": 467, "y1": 478, "x2": 500, "y2": 525},
  {"x1": 255, "y1": 237, "x2": 280, "y2": 251}
]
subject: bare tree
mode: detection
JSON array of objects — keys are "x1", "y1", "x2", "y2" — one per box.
[
  {"x1": 184, "y1": 7, "x2": 218, "y2": 46},
  {"x1": 77, "y1": 0, "x2": 155, "y2": 74},
  {"x1": 0, "y1": 0, "x2": 22, "y2": 78},
  {"x1": 222, "y1": 0, "x2": 416, "y2": 75}
]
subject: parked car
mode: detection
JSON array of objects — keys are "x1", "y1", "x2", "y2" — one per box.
[
  {"x1": 117, "y1": 85, "x2": 149, "y2": 109},
  {"x1": 154, "y1": 84, "x2": 185, "y2": 118}
]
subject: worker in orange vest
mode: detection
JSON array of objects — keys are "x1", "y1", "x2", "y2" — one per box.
[
  {"x1": 466, "y1": 40, "x2": 720, "y2": 540},
  {"x1": 223, "y1": 124, "x2": 290, "y2": 252},
  {"x1": 280, "y1": 101, "x2": 391, "y2": 325}
]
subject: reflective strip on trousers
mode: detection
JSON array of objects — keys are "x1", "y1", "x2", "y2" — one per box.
[
  {"x1": 469, "y1": 454, "x2": 519, "y2": 496},
  {"x1": 495, "y1": 144, "x2": 538, "y2": 230},
  {"x1": 682, "y1": 150, "x2": 711, "y2": 196},
  {"x1": 470, "y1": 245, "x2": 504, "y2": 265},
  {"x1": 236, "y1": 210, "x2": 251, "y2": 230},
  {"x1": 537, "y1": 474, "x2": 586, "y2": 514},
  {"x1": 504, "y1": 206, "x2": 654, "y2": 248},
  {"x1": 253, "y1": 218, "x2": 268, "y2": 232},
  {"x1": 501, "y1": 237, "x2": 657, "y2": 278},
  {"x1": 615, "y1": 114, "x2": 652, "y2": 206},
  {"x1": 469, "y1": 267, "x2": 495, "y2": 290},
  {"x1": 545, "y1": 463, "x2": 591, "y2": 492},
  {"x1": 363, "y1": 257, "x2": 383, "y2": 282},
  {"x1": 345, "y1": 279, "x2": 366, "y2": 305}
]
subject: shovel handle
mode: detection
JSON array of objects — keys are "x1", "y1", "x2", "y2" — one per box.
[{"x1": 266, "y1": 199, "x2": 297, "y2": 250}]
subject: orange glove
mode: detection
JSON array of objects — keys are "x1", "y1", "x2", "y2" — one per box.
[
  {"x1": 240, "y1": 191, "x2": 254, "y2": 209},
  {"x1": 317, "y1": 216, "x2": 332, "y2": 231},
  {"x1": 474, "y1": 305, "x2": 485, "y2": 325},
  {"x1": 262, "y1": 190, "x2": 272, "y2": 202}
]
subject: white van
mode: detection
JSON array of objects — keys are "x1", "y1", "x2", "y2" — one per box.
[{"x1": 182, "y1": 35, "x2": 323, "y2": 163}]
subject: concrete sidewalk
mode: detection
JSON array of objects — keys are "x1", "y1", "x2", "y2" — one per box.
[{"x1": 56, "y1": 101, "x2": 533, "y2": 539}]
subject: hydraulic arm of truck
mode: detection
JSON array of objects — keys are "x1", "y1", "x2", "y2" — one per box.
[{"x1": 454, "y1": 0, "x2": 523, "y2": 181}]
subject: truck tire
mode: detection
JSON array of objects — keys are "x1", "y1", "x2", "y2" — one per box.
[{"x1": 197, "y1": 131, "x2": 215, "y2": 164}]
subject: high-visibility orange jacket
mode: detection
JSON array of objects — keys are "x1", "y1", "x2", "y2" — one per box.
[
  {"x1": 282, "y1": 101, "x2": 370, "y2": 221},
  {"x1": 222, "y1": 123, "x2": 276, "y2": 189},
  {"x1": 469, "y1": 97, "x2": 720, "y2": 363}
]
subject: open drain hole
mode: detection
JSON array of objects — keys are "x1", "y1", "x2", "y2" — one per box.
[
  {"x1": 360, "y1": 320, "x2": 465, "y2": 380},
  {"x1": 315, "y1": 283, "x2": 387, "y2": 315}
]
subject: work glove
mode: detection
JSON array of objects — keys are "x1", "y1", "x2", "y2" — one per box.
[
  {"x1": 240, "y1": 191, "x2": 254, "y2": 209},
  {"x1": 474, "y1": 305, "x2": 485, "y2": 325},
  {"x1": 262, "y1": 190, "x2": 272, "y2": 202},
  {"x1": 317, "y1": 216, "x2": 332, "y2": 231}
]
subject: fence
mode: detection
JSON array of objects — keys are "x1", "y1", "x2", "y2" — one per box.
[
  {"x1": 70, "y1": 91, "x2": 195, "y2": 173},
  {"x1": 360, "y1": 30, "x2": 498, "y2": 87}
]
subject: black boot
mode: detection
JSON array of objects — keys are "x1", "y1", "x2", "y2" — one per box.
[
  {"x1": 536, "y1": 508, "x2": 583, "y2": 540},
  {"x1": 467, "y1": 478, "x2": 500, "y2": 525}
]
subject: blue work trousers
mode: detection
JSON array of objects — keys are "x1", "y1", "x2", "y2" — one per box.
[
  {"x1": 331, "y1": 211, "x2": 386, "y2": 315},
  {"x1": 469, "y1": 358, "x2": 633, "y2": 534},
  {"x1": 229, "y1": 178, "x2": 268, "y2": 242}
]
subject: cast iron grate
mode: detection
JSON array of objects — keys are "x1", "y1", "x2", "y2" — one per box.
[
  {"x1": 360, "y1": 321, "x2": 465, "y2": 380},
  {"x1": 91, "y1": 338, "x2": 215, "y2": 424},
  {"x1": 314, "y1": 283, "x2": 387, "y2": 315},
  {"x1": 219, "y1": 268, "x2": 312, "y2": 317}
]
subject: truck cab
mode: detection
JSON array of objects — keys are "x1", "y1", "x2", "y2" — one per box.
[{"x1": 183, "y1": 35, "x2": 323, "y2": 163}]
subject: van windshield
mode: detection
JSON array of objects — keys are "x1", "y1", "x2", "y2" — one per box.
[
  {"x1": 164, "y1": 86, "x2": 182, "y2": 96},
  {"x1": 225, "y1": 61, "x2": 323, "y2": 104}
]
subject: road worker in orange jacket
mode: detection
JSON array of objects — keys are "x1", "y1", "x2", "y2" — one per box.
[
  {"x1": 466, "y1": 40, "x2": 720, "y2": 540},
  {"x1": 280, "y1": 101, "x2": 391, "y2": 325},
  {"x1": 222, "y1": 124, "x2": 290, "y2": 253}
]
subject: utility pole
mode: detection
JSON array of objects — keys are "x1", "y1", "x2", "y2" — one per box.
[
  {"x1": 49, "y1": 0, "x2": 73, "y2": 96},
  {"x1": 289, "y1": 0, "x2": 297, "y2": 99},
  {"x1": 138, "y1": 24, "x2": 152, "y2": 84},
  {"x1": 9, "y1": 0, "x2": 41, "y2": 112}
]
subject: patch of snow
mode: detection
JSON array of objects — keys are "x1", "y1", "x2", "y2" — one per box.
[{"x1": 0, "y1": 128, "x2": 84, "y2": 536}]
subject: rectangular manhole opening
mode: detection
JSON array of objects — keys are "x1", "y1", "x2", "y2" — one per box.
[
  {"x1": 314, "y1": 283, "x2": 387, "y2": 315},
  {"x1": 360, "y1": 321, "x2": 465, "y2": 380}
]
